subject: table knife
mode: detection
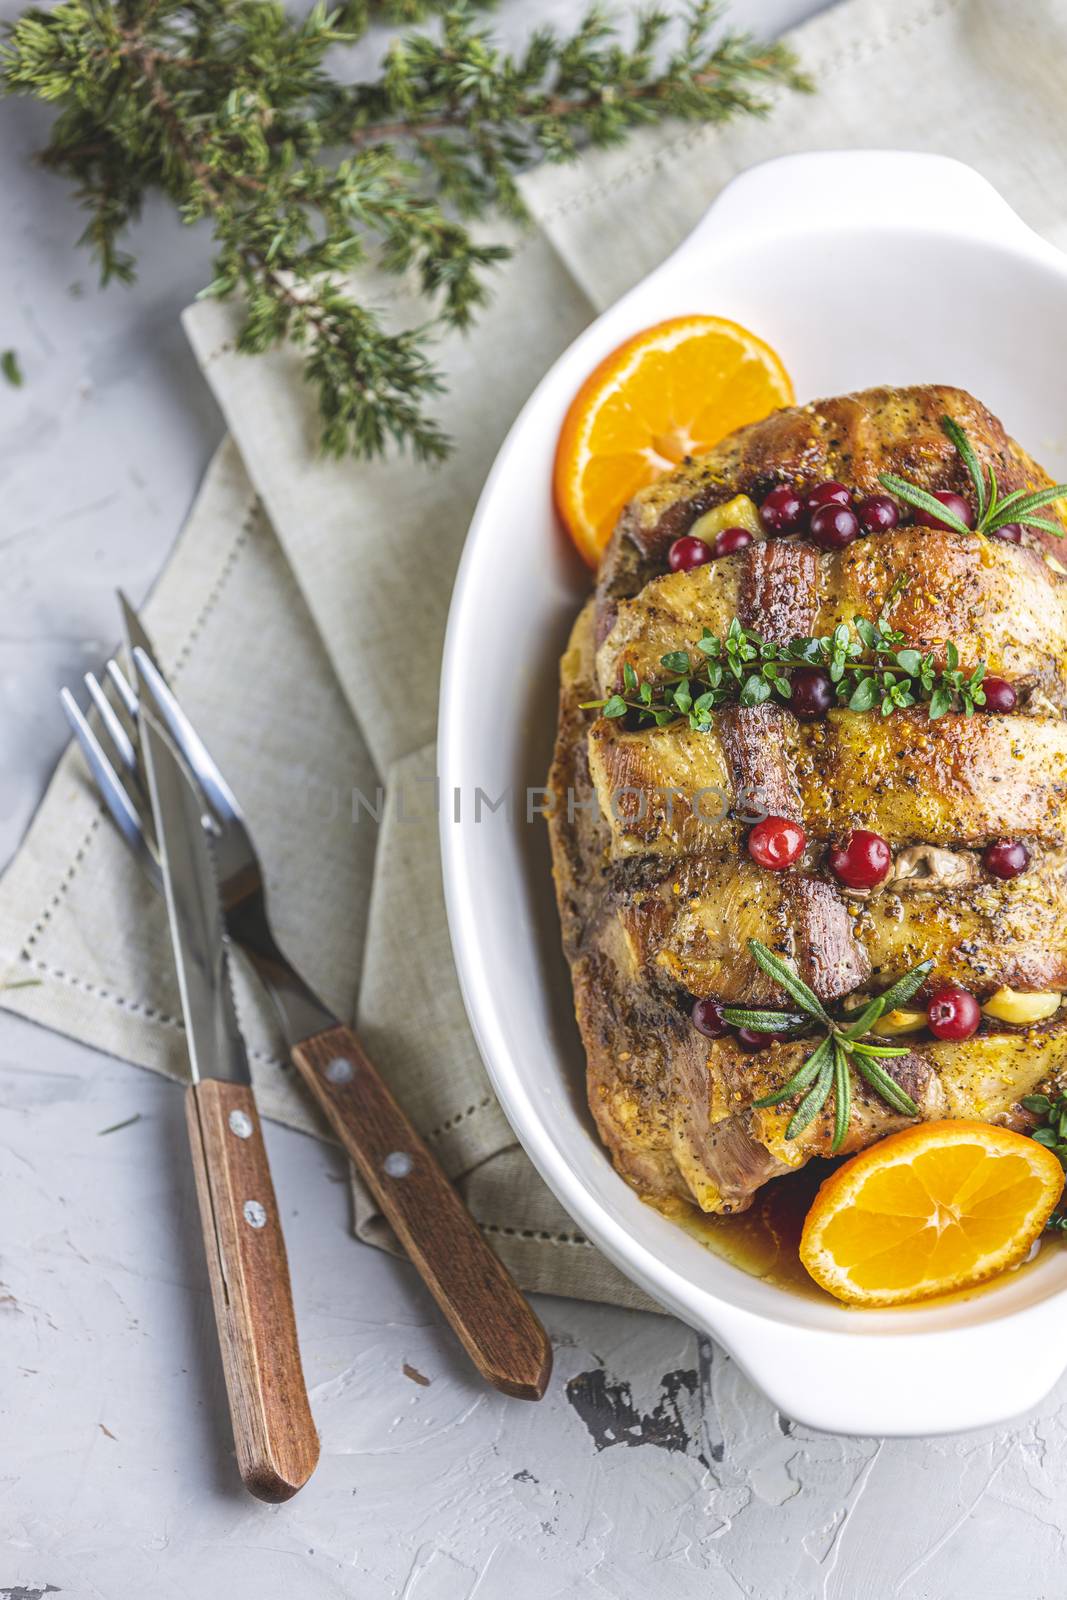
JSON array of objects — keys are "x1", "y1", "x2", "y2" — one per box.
[
  {"x1": 139, "y1": 709, "x2": 320, "y2": 1502},
  {"x1": 122, "y1": 596, "x2": 552, "y2": 1403}
]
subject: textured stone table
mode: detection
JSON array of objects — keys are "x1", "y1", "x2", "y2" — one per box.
[{"x1": 2, "y1": 2, "x2": 1062, "y2": 1596}]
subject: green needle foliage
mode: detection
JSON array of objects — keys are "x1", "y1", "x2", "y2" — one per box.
[{"x1": 1, "y1": 0, "x2": 810, "y2": 460}]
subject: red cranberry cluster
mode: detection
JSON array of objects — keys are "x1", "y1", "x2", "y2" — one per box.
[
  {"x1": 667, "y1": 526, "x2": 754, "y2": 573},
  {"x1": 758, "y1": 480, "x2": 900, "y2": 550},
  {"x1": 667, "y1": 476, "x2": 1027, "y2": 575}
]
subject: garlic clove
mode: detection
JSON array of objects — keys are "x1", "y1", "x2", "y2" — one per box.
[
  {"x1": 871, "y1": 1008, "x2": 927, "y2": 1036},
  {"x1": 981, "y1": 987, "x2": 1062, "y2": 1025},
  {"x1": 688, "y1": 494, "x2": 763, "y2": 545}
]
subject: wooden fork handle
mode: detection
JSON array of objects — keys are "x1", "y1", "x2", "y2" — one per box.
[
  {"x1": 292, "y1": 1023, "x2": 552, "y2": 1401},
  {"x1": 185, "y1": 1080, "x2": 320, "y2": 1500}
]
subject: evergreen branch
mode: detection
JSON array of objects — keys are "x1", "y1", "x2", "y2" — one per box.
[{"x1": 0, "y1": 0, "x2": 810, "y2": 459}]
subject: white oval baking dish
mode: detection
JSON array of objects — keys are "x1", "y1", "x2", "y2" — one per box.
[{"x1": 439, "y1": 150, "x2": 1067, "y2": 1436}]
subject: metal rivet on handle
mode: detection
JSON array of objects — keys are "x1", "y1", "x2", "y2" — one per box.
[
  {"x1": 243, "y1": 1200, "x2": 267, "y2": 1229},
  {"x1": 324, "y1": 1057, "x2": 354, "y2": 1084},
  {"x1": 383, "y1": 1151, "x2": 413, "y2": 1179},
  {"x1": 228, "y1": 1110, "x2": 253, "y2": 1139}
]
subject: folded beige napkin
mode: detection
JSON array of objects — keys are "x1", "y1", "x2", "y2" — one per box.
[{"x1": 4, "y1": 0, "x2": 1066, "y2": 1311}]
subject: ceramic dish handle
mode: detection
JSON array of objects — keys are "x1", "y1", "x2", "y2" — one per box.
[
  {"x1": 681, "y1": 150, "x2": 1040, "y2": 260},
  {"x1": 701, "y1": 1296, "x2": 1067, "y2": 1438}
]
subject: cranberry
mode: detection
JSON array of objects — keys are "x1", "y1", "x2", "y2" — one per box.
[
  {"x1": 692, "y1": 998, "x2": 727, "y2": 1037},
  {"x1": 983, "y1": 838, "x2": 1031, "y2": 880},
  {"x1": 668, "y1": 535, "x2": 712, "y2": 572},
  {"x1": 857, "y1": 494, "x2": 900, "y2": 534},
  {"x1": 915, "y1": 490, "x2": 975, "y2": 532},
  {"x1": 809, "y1": 503, "x2": 860, "y2": 550},
  {"x1": 828, "y1": 829, "x2": 893, "y2": 890},
  {"x1": 789, "y1": 666, "x2": 835, "y2": 720},
  {"x1": 759, "y1": 485, "x2": 806, "y2": 535},
  {"x1": 927, "y1": 986, "x2": 981, "y2": 1041},
  {"x1": 805, "y1": 480, "x2": 851, "y2": 513},
  {"x1": 712, "y1": 526, "x2": 753, "y2": 558},
  {"x1": 981, "y1": 676, "x2": 1018, "y2": 713},
  {"x1": 993, "y1": 523, "x2": 1024, "y2": 543},
  {"x1": 747, "y1": 816, "x2": 806, "y2": 870},
  {"x1": 736, "y1": 1026, "x2": 773, "y2": 1052}
]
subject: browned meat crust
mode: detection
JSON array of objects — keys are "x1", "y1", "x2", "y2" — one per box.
[{"x1": 548, "y1": 385, "x2": 1067, "y2": 1216}]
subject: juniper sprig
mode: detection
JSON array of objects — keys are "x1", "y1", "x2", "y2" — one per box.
[{"x1": 0, "y1": 0, "x2": 810, "y2": 460}]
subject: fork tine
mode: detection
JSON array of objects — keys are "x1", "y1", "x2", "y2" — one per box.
[
  {"x1": 84, "y1": 671, "x2": 137, "y2": 777},
  {"x1": 106, "y1": 656, "x2": 139, "y2": 724},
  {"x1": 131, "y1": 647, "x2": 241, "y2": 822},
  {"x1": 60, "y1": 687, "x2": 162, "y2": 889}
]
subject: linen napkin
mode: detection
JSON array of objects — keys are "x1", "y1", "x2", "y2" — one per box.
[{"x1": 4, "y1": 0, "x2": 1067, "y2": 1311}]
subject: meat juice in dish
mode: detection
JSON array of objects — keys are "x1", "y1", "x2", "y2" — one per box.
[{"x1": 548, "y1": 380, "x2": 1067, "y2": 1304}]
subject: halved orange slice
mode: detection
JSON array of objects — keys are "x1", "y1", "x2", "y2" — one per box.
[
  {"x1": 553, "y1": 314, "x2": 793, "y2": 568},
  {"x1": 800, "y1": 1121, "x2": 1064, "y2": 1307}
]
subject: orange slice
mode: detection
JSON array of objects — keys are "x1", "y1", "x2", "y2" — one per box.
[
  {"x1": 799, "y1": 1121, "x2": 1064, "y2": 1307},
  {"x1": 554, "y1": 314, "x2": 793, "y2": 568}
]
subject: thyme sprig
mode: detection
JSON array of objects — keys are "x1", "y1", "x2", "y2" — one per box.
[
  {"x1": 1022, "y1": 1090, "x2": 1067, "y2": 1233},
  {"x1": 880, "y1": 415, "x2": 1067, "y2": 541},
  {"x1": 581, "y1": 579, "x2": 986, "y2": 730},
  {"x1": 723, "y1": 940, "x2": 931, "y2": 1151},
  {"x1": 1022, "y1": 1092, "x2": 1067, "y2": 1171}
]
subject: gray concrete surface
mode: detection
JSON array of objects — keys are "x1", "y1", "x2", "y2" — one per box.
[{"x1": 4, "y1": 2, "x2": 1062, "y2": 1597}]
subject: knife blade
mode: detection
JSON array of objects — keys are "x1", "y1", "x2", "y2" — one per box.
[
  {"x1": 137, "y1": 701, "x2": 319, "y2": 1501},
  {"x1": 139, "y1": 716, "x2": 248, "y2": 1086}
]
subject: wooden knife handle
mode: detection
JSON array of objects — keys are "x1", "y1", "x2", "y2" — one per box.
[
  {"x1": 292, "y1": 1023, "x2": 552, "y2": 1401},
  {"x1": 185, "y1": 1080, "x2": 320, "y2": 1500}
]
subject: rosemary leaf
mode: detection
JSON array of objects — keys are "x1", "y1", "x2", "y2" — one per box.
[
  {"x1": 831, "y1": 1039, "x2": 851, "y2": 1154},
  {"x1": 849, "y1": 1039, "x2": 912, "y2": 1060},
  {"x1": 941, "y1": 414, "x2": 986, "y2": 520},
  {"x1": 986, "y1": 483, "x2": 1067, "y2": 525},
  {"x1": 748, "y1": 940, "x2": 831, "y2": 1024},
  {"x1": 1013, "y1": 516, "x2": 1067, "y2": 537},
  {"x1": 873, "y1": 959, "x2": 934, "y2": 1013},
  {"x1": 785, "y1": 1049, "x2": 834, "y2": 1140},
  {"x1": 851, "y1": 1053, "x2": 919, "y2": 1116},
  {"x1": 878, "y1": 473, "x2": 976, "y2": 538},
  {"x1": 720, "y1": 1008, "x2": 810, "y2": 1032},
  {"x1": 753, "y1": 1036, "x2": 832, "y2": 1109},
  {"x1": 838, "y1": 996, "x2": 887, "y2": 1041}
]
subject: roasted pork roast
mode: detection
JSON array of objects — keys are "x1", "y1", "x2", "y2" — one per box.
[{"x1": 548, "y1": 386, "x2": 1067, "y2": 1214}]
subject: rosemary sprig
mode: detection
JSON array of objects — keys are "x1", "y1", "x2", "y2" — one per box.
[
  {"x1": 722, "y1": 940, "x2": 932, "y2": 1152},
  {"x1": 581, "y1": 583, "x2": 986, "y2": 731},
  {"x1": 880, "y1": 415, "x2": 1067, "y2": 540}
]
